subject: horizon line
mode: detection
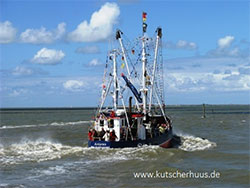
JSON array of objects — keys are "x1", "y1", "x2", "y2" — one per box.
[{"x1": 0, "y1": 104, "x2": 249, "y2": 110}]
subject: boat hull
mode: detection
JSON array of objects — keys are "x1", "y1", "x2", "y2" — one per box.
[{"x1": 88, "y1": 129, "x2": 180, "y2": 148}]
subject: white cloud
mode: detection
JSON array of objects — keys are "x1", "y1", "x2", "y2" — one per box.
[
  {"x1": 11, "y1": 66, "x2": 48, "y2": 76},
  {"x1": 165, "y1": 40, "x2": 197, "y2": 50},
  {"x1": 32, "y1": 48, "x2": 65, "y2": 65},
  {"x1": 9, "y1": 89, "x2": 28, "y2": 97},
  {"x1": 88, "y1": 58, "x2": 101, "y2": 66},
  {"x1": 163, "y1": 53, "x2": 250, "y2": 93},
  {"x1": 207, "y1": 36, "x2": 248, "y2": 58},
  {"x1": 67, "y1": 2, "x2": 120, "y2": 42},
  {"x1": 207, "y1": 48, "x2": 240, "y2": 57},
  {"x1": 224, "y1": 69, "x2": 232, "y2": 74},
  {"x1": 165, "y1": 72, "x2": 250, "y2": 93},
  {"x1": 20, "y1": 23, "x2": 66, "y2": 44},
  {"x1": 0, "y1": 21, "x2": 17, "y2": 43},
  {"x1": 55, "y1": 23, "x2": 66, "y2": 39},
  {"x1": 75, "y1": 46, "x2": 100, "y2": 54},
  {"x1": 176, "y1": 40, "x2": 197, "y2": 49},
  {"x1": 63, "y1": 80, "x2": 85, "y2": 91},
  {"x1": 218, "y1": 35, "x2": 234, "y2": 49},
  {"x1": 228, "y1": 47, "x2": 239, "y2": 56},
  {"x1": 238, "y1": 67, "x2": 250, "y2": 75},
  {"x1": 12, "y1": 66, "x2": 34, "y2": 76}
]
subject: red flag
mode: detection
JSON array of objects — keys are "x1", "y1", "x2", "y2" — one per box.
[{"x1": 143, "y1": 12, "x2": 147, "y2": 22}]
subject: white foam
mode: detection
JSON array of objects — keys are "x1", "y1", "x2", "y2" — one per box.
[
  {"x1": 82, "y1": 145, "x2": 161, "y2": 165},
  {"x1": 178, "y1": 133, "x2": 216, "y2": 152},
  {"x1": 0, "y1": 138, "x2": 85, "y2": 165},
  {"x1": 0, "y1": 183, "x2": 25, "y2": 188},
  {"x1": 0, "y1": 120, "x2": 91, "y2": 130},
  {"x1": 0, "y1": 138, "x2": 162, "y2": 167},
  {"x1": 27, "y1": 165, "x2": 68, "y2": 181},
  {"x1": 50, "y1": 120, "x2": 90, "y2": 126},
  {"x1": 0, "y1": 133, "x2": 216, "y2": 167},
  {"x1": 39, "y1": 166, "x2": 67, "y2": 176},
  {"x1": 0, "y1": 183, "x2": 9, "y2": 187},
  {"x1": 0, "y1": 124, "x2": 47, "y2": 129}
]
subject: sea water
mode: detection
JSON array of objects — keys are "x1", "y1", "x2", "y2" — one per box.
[{"x1": 0, "y1": 105, "x2": 249, "y2": 188}]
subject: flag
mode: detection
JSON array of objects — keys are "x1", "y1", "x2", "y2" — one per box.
[{"x1": 143, "y1": 12, "x2": 147, "y2": 22}]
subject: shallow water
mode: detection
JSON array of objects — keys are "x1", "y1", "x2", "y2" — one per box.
[{"x1": 0, "y1": 105, "x2": 249, "y2": 187}]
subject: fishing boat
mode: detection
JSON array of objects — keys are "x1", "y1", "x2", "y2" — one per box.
[{"x1": 88, "y1": 12, "x2": 180, "y2": 148}]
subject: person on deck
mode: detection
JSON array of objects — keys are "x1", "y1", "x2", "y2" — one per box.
[
  {"x1": 120, "y1": 127, "x2": 126, "y2": 140},
  {"x1": 99, "y1": 128, "x2": 106, "y2": 141},
  {"x1": 110, "y1": 130, "x2": 117, "y2": 141},
  {"x1": 159, "y1": 124, "x2": 166, "y2": 134},
  {"x1": 92, "y1": 129, "x2": 98, "y2": 141},
  {"x1": 88, "y1": 129, "x2": 93, "y2": 141},
  {"x1": 103, "y1": 130, "x2": 110, "y2": 141}
]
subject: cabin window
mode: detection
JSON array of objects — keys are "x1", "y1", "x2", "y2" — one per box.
[
  {"x1": 100, "y1": 119, "x2": 104, "y2": 127},
  {"x1": 121, "y1": 119, "x2": 124, "y2": 126},
  {"x1": 109, "y1": 119, "x2": 114, "y2": 128}
]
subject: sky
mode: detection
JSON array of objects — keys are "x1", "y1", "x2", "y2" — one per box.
[{"x1": 0, "y1": 0, "x2": 249, "y2": 107}]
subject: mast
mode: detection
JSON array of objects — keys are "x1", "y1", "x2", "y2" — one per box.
[
  {"x1": 116, "y1": 30, "x2": 131, "y2": 78},
  {"x1": 111, "y1": 50, "x2": 118, "y2": 111},
  {"x1": 149, "y1": 27, "x2": 162, "y2": 113},
  {"x1": 141, "y1": 12, "x2": 148, "y2": 117}
]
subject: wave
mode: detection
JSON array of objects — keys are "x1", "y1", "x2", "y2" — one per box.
[
  {"x1": 0, "y1": 133, "x2": 216, "y2": 166},
  {"x1": 0, "y1": 138, "x2": 85, "y2": 166},
  {"x1": 0, "y1": 138, "x2": 163, "y2": 166},
  {"x1": 33, "y1": 165, "x2": 67, "y2": 177},
  {"x1": 28, "y1": 146, "x2": 163, "y2": 180},
  {"x1": 0, "y1": 124, "x2": 48, "y2": 129},
  {"x1": 178, "y1": 133, "x2": 217, "y2": 152},
  {"x1": 0, "y1": 120, "x2": 91, "y2": 130},
  {"x1": 50, "y1": 120, "x2": 91, "y2": 126},
  {"x1": 83, "y1": 145, "x2": 161, "y2": 164}
]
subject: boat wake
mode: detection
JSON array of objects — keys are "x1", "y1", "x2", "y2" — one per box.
[
  {"x1": 0, "y1": 138, "x2": 164, "y2": 166},
  {"x1": 0, "y1": 138, "x2": 85, "y2": 166},
  {"x1": 0, "y1": 133, "x2": 216, "y2": 166},
  {"x1": 83, "y1": 145, "x2": 163, "y2": 164},
  {"x1": 178, "y1": 134, "x2": 217, "y2": 152},
  {"x1": 0, "y1": 120, "x2": 91, "y2": 130}
]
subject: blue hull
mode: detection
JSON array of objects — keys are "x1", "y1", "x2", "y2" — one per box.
[{"x1": 88, "y1": 129, "x2": 180, "y2": 148}]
